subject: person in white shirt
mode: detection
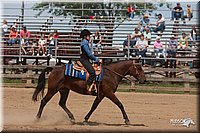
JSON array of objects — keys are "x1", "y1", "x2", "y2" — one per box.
[
  {"x1": 153, "y1": 14, "x2": 165, "y2": 33},
  {"x1": 143, "y1": 28, "x2": 151, "y2": 45},
  {"x1": 2, "y1": 19, "x2": 8, "y2": 37},
  {"x1": 135, "y1": 34, "x2": 148, "y2": 57},
  {"x1": 37, "y1": 34, "x2": 47, "y2": 56}
]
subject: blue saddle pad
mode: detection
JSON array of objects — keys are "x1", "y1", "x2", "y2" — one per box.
[{"x1": 64, "y1": 63, "x2": 104, "y2": 81}]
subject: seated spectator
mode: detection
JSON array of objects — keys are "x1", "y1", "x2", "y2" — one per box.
[
  {"x1": 171, "y1": 3, "x2": 184, "y2": 20},
  {"x1": 37, "y1": 34, "x2": 47, "y2": 56},
  {"x1": 131, "y1": 27, "x2": 141, "y2": 44},
  {"x1": 20, "y1": 26, "x2": 30, "y2": 46},
  {"x1": 178, "y1": 32, "x2": 189, "y2": 50},
  {"x1": 143, "y1": 28, "x2": 151, "y2": 45},
  {"x1": 92, "y1": 31, "x2": 102, "y2": 48},
  {"x1": 8, "y1": 26, "x2": 19, "y2": 46},
  {"x1": 153, "y1": 14, "x2": 165, "y2": 33},
  {"x1": 138, "y1": 14, "x2": 150, "y2": 33},
  {"x1": 135, "y1": 34, "x2": 148, "y2": 58},
  {"x1": 127, "y1": 4, "x2": 135, "y2": 20},
  {"x1": 167, "y1": 35, "x2": 178, "y2": 57},
  {"x1": 123, "y1": 35, "x2": 136, "y2": 57},
  {"x1": 154, "y1": 36, "x2": 164, "y2": 58},
  {"x1": 183, "y1": 4, "x2": 193, "y2": 23},
  {"x1": 189, "y1": 26, "x2": 197, "y2": 43},
  {"x1": 2, "y1": 19, "x2": 8, "y2": 37}
]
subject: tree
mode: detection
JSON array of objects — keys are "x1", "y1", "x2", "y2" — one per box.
[{"x1": 32, "y1": 2, "x2": 158, "y2": 17}]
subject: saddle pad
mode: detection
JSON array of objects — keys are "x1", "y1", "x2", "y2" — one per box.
[{"x1": 65, "y1": 63, "x2": 104, "y2": 81}]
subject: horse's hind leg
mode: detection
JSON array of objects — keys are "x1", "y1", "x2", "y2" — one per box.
[
  {"x1": 83, "y1": 96, "x2": 104, "y2": 124},
  {"x1": 59, "y1": 89, "x2": 75, "y2": 123},
  {"x1": 106, "y1": 92, "x2": 130, "y2": 125},
  {"x1": 36, "y1": 90, "x2": 58, "y2": 119}
]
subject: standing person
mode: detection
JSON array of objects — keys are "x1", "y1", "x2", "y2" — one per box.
[
  {"x1": 127, "y1": 4, "x2": 135, "y2": 20},
  {"x1": 2, "y1": 19, "x2": 8, "y2": 37},
  {"x1": 189, "y1": 26, "x2": 197, "y2": 43},
  {"x1": 47, "y1": 33, "x2": 55, "y2": 57},
  {"x1": 37, "y1": 33, "x2": 47, "y2": 56},
  {"x1": 80, "y1": 29, "x2": 99, "y2": 94},
  {"x1": 153, "y1": 13, "x2": 165, "y2": 33}
]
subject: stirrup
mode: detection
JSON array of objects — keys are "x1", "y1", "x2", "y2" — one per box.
[{"x1": 87, "y1": 83, "x2": 97, "y2": 94}]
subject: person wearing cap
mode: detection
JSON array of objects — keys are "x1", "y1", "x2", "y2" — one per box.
[
  {"x1": 167, "y1": 35, "x2": 178, "y2": 57},
  {"x1": 138, "y1": 14, "x2": 150, "y2": 33},
  {"x1": 8, "y1": 25, "x2": 19, "y2": 46},
  {"x1": 154, "y1": 36, "x2": 164, "y2": 58},
  {"x1": 171, "y1": 3, "x2": 184, "y2": 20},
  {"x1": 153, "y1": 13, "x2": 165, "y2": 33},
  {"x1": 80, "y1": 29, "x2": 99, "y2": 94},
  {"x1": 183, "y1": 4, "x2": 193, "y2": 23}
]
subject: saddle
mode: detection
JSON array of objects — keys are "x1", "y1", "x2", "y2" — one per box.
[{"x1": 73, "y1": 61, "x2": 102, "y2": 81}]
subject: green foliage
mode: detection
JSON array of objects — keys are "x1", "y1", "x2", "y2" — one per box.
[{"x1": 32, "y1": 2, "x2": 158, "y2": 17}]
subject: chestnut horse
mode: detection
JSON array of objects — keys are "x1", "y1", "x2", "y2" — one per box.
[{"x1": 32, "y1": 60, "x2": 146, "y2": 125}]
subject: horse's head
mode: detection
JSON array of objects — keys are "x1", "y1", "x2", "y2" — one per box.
[{"x1": 128, "y1": 61, "x2": 146, "y2": 84}]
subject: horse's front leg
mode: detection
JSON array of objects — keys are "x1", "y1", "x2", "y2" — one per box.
[
  {"x1": 106, "y1": 92, "x2": 130, "y2": 125},
  {"x1": 83, "y1": 96, "x2": 104, "y2": 124}
]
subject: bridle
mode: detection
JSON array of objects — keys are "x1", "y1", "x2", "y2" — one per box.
[{"x1": 104, "y1": 61, "x2": 141, "y2": 82}]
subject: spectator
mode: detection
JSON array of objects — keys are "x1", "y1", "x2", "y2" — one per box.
[
  {"x1": 19, "y1": 26, "x2": 30, "y2": 46},
  {"x1": 37, "y1": 33, "x2": 47, "y2": 56},
  {"x1": 47, "y1": 33, "x2": 55, "y2": 56},
  {"x1": 143, "y1": 28, "x2": 151, "y2": 45},
  {"x1": 189, "y1": 26, "x2": 197, "y2": 43},
  {"x1": 2, "y1": 19, "x2": 8, "y2": 37},
  {"x1": 171, "y1": 3, "x2": 184, "y2": 20},
  {"x1": 127, "y1": 4, "x2": 135, "y2": 20},
  {"x1": 167, "y1": 35, "x2": 178, "y2": 57},
  {"x1": 8, "y1": 26, "x2": 19, "y2": 46},
  {"x1": 135, "y1": 34, "x2": 148, "y2": 59},
  {"x1": 123, "y1": 35, "x2": 135, "y2": 57},
  {"x1": 153, "y1": 14, "x2": 165, "y2": 33},
  {"x1": 138, "y1": 14, "x2": 150, "y2": 33},
  {"x1": 131, "y1": 27, "x2": 141, "y2": 45},
  {"x1": 178, "y1": 32, "x2": 189, "y2": 50},
  {"x1": 92, "y1": 31, "x2": 102, "y2": 52},
  {"x1": 183, "y1": 4, "x2": 193, "y2": 23},
  {"x1": 154, "y1": 36, "x2": 164, "y2": 58}
]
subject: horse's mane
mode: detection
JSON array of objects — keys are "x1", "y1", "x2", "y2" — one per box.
[{"x1": 105, "y1": 60, "x2": 131, "y2": 67}]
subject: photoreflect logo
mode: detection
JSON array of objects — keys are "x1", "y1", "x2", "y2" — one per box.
[{"x1": 170, "y1": 118, "x2": 195, "y2": 128}]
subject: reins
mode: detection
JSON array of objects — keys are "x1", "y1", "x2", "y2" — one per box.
[{"x1": 103, "y1": 66, "x2": 133, "y2": 82}]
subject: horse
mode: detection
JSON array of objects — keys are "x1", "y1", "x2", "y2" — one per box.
[{"x1": 32, "y1": 60, "x2": 146, "y2": 125}]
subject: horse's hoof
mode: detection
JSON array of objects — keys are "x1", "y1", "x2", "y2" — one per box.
[
  {"x1": 36, "y1": 116, "x2": 40, "y2": 121},
  {"x1": 70, "y1": 119, "x2": 75, "y2": 124},
  {"x1": 125, "y1": 119, "x2": 130, "y2": 125},
  {"x1": 83, "y1": 120, "x2": 88, "y2": 125}
]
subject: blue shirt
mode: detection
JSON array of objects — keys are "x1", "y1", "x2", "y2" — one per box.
[{"x1": 81, "y1": 39, "x2": 98, "y2": 62}]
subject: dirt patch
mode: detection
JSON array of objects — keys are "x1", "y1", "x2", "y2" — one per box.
[{"x1": 2, "y1": 87, "x2": 198, "y2": 132}]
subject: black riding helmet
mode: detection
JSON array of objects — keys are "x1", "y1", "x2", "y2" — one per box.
[{"x1": 80, "y1": 29, "x2": 91, "y2": 38}]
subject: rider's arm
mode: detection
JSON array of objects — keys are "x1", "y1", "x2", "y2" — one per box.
[{"x1": 82, "y1": 40, "x2": 98, "y2": 62}]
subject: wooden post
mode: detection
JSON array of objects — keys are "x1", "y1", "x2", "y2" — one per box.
[{"x1": 183, "y1": 72, "x2": 190, "y2": 93}]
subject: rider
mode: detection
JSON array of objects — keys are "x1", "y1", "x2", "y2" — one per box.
[{"x1": 80, "y1": 29, "x2": 99, "y2": 93}]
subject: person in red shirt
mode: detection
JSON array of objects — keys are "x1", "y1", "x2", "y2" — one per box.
[
  {"x1": 127, "y1": 4, "x2": 135, "y2": 20},
  {"x1": 8, "y1": 26, "x2": 19, "y2": 46},
  {"x1": 19, "y1": 26, "x2": 30, "y2": 46}
]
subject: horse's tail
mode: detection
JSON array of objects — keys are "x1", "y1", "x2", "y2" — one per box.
[{"x1": 32, "y1": 67, "x2": 53, "y2": 102}]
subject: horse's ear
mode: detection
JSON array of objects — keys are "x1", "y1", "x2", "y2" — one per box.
[{"x1": 134, "y1": 59, "x2": 140, "y2": 63}]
